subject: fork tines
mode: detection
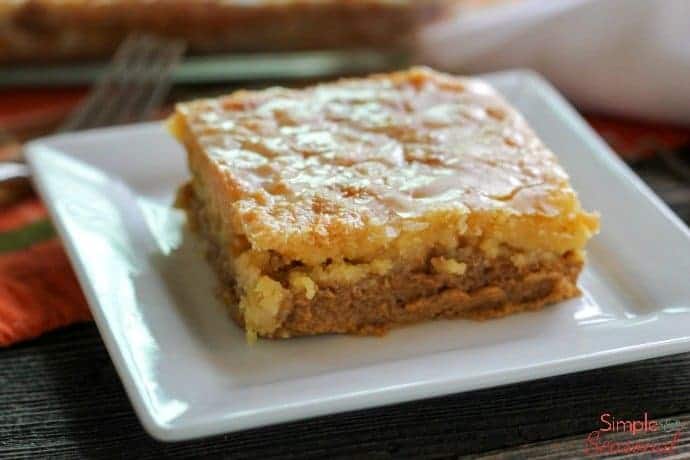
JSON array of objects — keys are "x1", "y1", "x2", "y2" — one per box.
[{"x1": 59, "y1": 34, "x2": 186, "y2": 133}]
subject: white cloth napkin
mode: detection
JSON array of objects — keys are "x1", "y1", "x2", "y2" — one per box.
[{"x1": 416, "y1": 0, "x2": 690, "y2": 124}]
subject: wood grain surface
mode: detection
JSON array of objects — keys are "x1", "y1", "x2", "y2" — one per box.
[{"x1": 1, "y1": 153, "x2": 689, "y2": 459}]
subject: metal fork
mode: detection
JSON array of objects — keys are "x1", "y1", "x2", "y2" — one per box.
[
  {"x1": 59, "y1": 34, "x2": 186, "y2": 132},
  {"x1": 0, "y1": 34, "x2": 186, "y2": 204}
]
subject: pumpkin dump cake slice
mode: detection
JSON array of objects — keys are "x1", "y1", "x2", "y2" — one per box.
[{"x1": 170, "y1": 67, "x2": 599, "y2": 341}]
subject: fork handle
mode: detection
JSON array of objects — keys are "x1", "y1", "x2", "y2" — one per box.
[
  {"x1": 0, "y1": 162, "x2": 29, "y2": 181},
  {"x1": 0, "y1": 162, "x2": 32, "y2": 208}
]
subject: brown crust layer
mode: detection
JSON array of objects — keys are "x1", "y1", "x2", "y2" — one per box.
[
  {"x1": 280, "y1": 270, "x2": 578, "y2": 336},
  {"x1": 178, "y1": 182, "x2": 583, "y2": 338}
]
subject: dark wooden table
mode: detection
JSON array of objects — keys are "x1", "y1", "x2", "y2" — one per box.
[{"x1": 2, "y1": 151, "x2": 689, "y2": 459}]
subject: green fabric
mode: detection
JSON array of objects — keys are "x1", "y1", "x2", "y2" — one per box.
[{"x1": 0, "y1": 219, "x2": 55, "y2": 254}]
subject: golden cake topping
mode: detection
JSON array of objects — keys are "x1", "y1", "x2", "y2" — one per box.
[{"x1": 173, "y1": 67, "x2": 598, "y2": 265}]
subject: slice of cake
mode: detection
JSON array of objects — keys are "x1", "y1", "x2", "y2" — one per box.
[{"x1": 170, "y1": 67, "x2": 599, "y2": 341}]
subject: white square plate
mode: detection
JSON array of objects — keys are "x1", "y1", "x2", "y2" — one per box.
[{"x1": 26, "y1": 71, "x2": 690, "y2": 441}]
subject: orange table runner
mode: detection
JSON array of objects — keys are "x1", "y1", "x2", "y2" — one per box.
[{"x1": 0, "y1": 197, "x2": 90, "y2": 346}]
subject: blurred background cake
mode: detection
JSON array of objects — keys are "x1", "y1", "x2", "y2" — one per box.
[{"x1": 0, "y1": 0, "x2": 447, "y2": 63}]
